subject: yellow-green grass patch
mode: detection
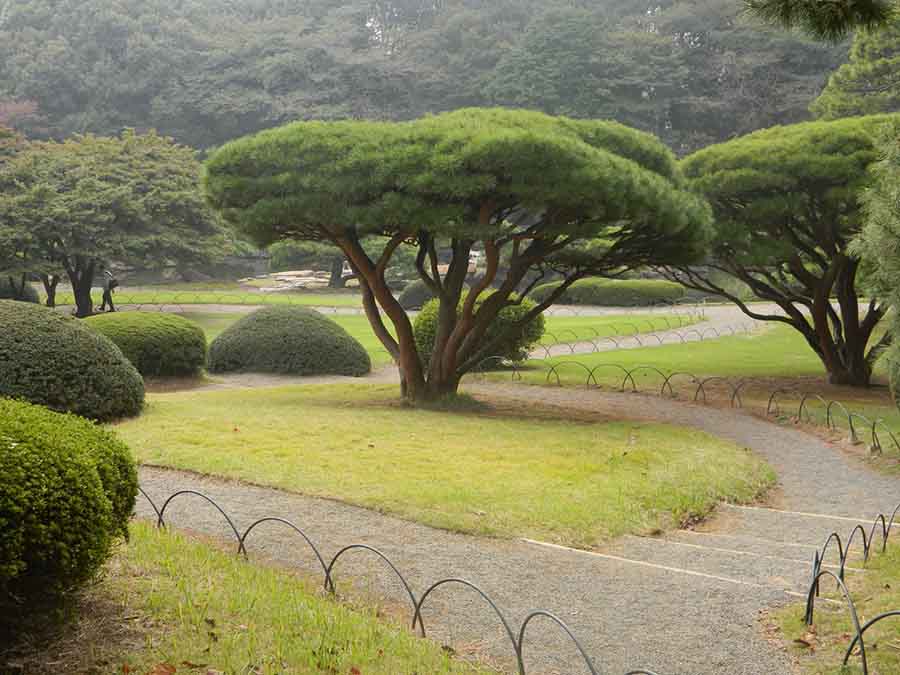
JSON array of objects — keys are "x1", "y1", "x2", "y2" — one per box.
[{"x1": 115, "y1": 384, "x2": 774, "y2": 547}]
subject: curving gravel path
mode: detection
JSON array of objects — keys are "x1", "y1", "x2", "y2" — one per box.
[
  {"x1": 533, "y1": 304, "x2": 762, "y2": 359},
  {"x1": 135, "y1": 379, "x2": 900, "y2": 675}
]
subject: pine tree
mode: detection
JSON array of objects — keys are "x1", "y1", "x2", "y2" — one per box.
[{"x1": 812, "y1": 16, "x2": 900, "y2": 118}]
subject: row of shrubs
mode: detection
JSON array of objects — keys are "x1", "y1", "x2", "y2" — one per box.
[
  {"x1": 528, "y1": 278, "x2": 687, "y2": 307},
  {"x1": 0, "y1": 301, "x2": 374, "y2": 423},
  {"x1": 400, "y1": 277, "x2": 688, "y2": 310}
]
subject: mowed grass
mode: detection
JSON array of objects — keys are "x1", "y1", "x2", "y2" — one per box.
[
  {"x1": 115, "y1": 384, "x2": 774, "y2": 547},
  {"x1": 776, "y1": 542, "x2": 900, "y2": 674},
  {"x1": 510, "y1": 323, "x2": 900, "y2": 464},
  {"x1": 54, "y1": 288, "x2": 363, "y2": 308},
  {"x1": 525, "y1": 324, "x2": 828, "y2": 381},
  {"x1": 33, "y1": 521, "x2": 482, "y2": 674},
  {"x1": 180, "y1": 311, "x2": 697, "y2": 369}
]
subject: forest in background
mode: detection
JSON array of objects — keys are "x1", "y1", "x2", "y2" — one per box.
[{"x1": 0, "y1": 0, "x2": 847, "y2": 153}]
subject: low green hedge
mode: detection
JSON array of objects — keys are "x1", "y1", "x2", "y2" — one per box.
[
  {"x1": 208, "y1": 306, "x2": 371, "y2": 376},
  {"x1": 0, "y1": 279, "x2": 39, "y2": 303},
  {"x1": 85, "y1": 312, "x2": 207, "y2": 377},
  {"x1": 414, "y1": 293, "x2": 545, "y2": 365},
  {"x1": 0, "y1": 301, "x2": 144, "y2": 421},
  {"x1": 398, "y1": 279, "x2": 435, "y2": 310},
  {"x1": 529, "y1": 278, "x2": 686, "y2": 306},
  {"x1": 0, "y1": 398, "x2": 138, "y2": 615}
]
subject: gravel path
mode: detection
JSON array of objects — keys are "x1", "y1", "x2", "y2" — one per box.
[
  {"x1": 534, "y1": 304, "x2": 761, "y2": 359},
  {"x1": 135, "y1": 379, "x2": 900, "y2": 674}
]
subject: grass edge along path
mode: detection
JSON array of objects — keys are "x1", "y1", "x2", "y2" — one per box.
[
  {"x1": 774, "y1": 542, "x2": 900, "y2": 675},
  {"x1": 115, "y1": 384, "x2": 775, "y2": 548},
  {"x1": 5, "y1": 521, "x2": 485, "y2": 674}
]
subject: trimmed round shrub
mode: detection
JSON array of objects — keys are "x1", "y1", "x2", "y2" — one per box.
[
  {"x1": 0, "y1": 279, "x2": 39, "y2": 303},
  {"x1": 414, "y1": 293, "x2": 545, "y2": 365},
  {"x1": 85, "y1": 312, "x2": 207, "y2": 377},
  {"x1": 398, "y1": 279, "x2": 436, "y2": 310},
  {"x1": 0, "y1": 300, "x2": 144, "y2": 421},
  {"x1": 529, "y1": 278, "x2": 686, "y2": 306},
  {"x1": 0, "y1": 398, "x2": 138, "y2": 610},
  {"x1": 208, "y1": 306, "x2": 371, "y2": 376}
]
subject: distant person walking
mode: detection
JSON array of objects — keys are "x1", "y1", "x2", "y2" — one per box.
[{"x1": 99, "y1": 270, "x2": 119, "y2": 312}]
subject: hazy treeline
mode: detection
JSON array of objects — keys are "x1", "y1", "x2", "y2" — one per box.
[{"x1": 0, "y1": 0, "x2": 845, "y2": 153}]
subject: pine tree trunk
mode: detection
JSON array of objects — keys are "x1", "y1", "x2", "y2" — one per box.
[
  {"x1": 827, "y1": 338, "x2": 873, "y2": 387},
  {"x1": 329, "y1": 257, "x2": 347, "y2": 289}
]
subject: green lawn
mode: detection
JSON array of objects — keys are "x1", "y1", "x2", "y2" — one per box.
[
  {"x1": 505, "y1": 324, "x2": 900, "y2": 463},
  {"x1": 54, "y1": 288, "x2": 364, "y2": 308},
  {"x1": 179, "y1": 310, "x2": 697, "y2": 369},
  {"x1": 28, "y1": 521, "x2": 482, "y2": 674},
  {"x1": 776, "y1": 542, "x2": 900, "y2": 674},
  {"x1": 523, "y1": 325, "x2": 828, "y2": 382},
  {"x1": 115, "y1": 384, "x2": 774, "y2": 547}
]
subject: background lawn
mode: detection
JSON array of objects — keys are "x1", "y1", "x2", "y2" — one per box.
[
  {"x1": 13, "y1": 521, "x2": 483, "y2": 674},
  {"x1": 115, "y1": 384, "x2": 774, "y2": 547},
  {"x1": 53, "y1": 288, "x2": 364, "y2": 308},
  {"x1": 523, "y1": 325, "x2": 828, "y2": 381},
  {"x1": 179, "y1": 310, "x2": 699, "y2": 370}
]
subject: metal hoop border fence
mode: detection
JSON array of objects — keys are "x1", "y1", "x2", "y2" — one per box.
[
  {"x1": 802, "y1": 501, "x2": 900, "y2": 675},
  {"x1": 136, "y1": 487, "x2": 659, "y2": 675},
  {"x1": 465, "y1": 355, "x2": 900, "y2": 455}
]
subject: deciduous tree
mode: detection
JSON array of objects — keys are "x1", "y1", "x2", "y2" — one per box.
[{"x1": 0, "y1": 130, "x2": 225, "y2": 316}]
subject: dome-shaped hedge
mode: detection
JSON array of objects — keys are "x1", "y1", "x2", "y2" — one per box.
[
  {"x1": 398, "y1": 279, "x2": 436, "y2": 310},
  {"x1": 208, "y1": 306, "x2": 371, "y2": 376},
  {"x1": 414, "y1": 293, "x2": 545, "y2": 365},
  {"x1": 0, "y1": 301, "x2": 144, "y2": 420},
  {"x1": 0, "y1": 279, "x2": 39, "y2": 303},
  {"x1": 86, "y1": 312, "x2": 207, "y2": 377},
  {"x1": 0, "y1": 398, "x2": 138, "y2": 613}
]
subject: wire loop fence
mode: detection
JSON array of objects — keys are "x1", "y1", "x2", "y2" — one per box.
[
  {"x1": 802, "y1": 501, "x2": 900, "y2": 675},
  {"x1": 136, "y1": 487, "x2": 660, "y2": 675},
  {"x1": 464, "y1": 356, "x2": 900, "y2": 455}
]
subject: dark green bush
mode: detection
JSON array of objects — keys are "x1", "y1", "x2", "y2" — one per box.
[
  {"x1": 0, "y1": 279, "x2": 39, "y2": 303},
  {"x1": 0, "y1": 398, "x2": 138, "y2": 611},
  {"x1": 414, "y1": 293, "x2": 545, "y2": 365},
  {"x1": 85, "y1": 312, "x2": 207, "y2": 377},
  {"x1": 529, "y1": 278, "x2": 686, "y2": 306},
  {"x1": 0, "y1": 301, "x2": 144, "y2": 421},
  {"x1": 398, "y1": 279, "x2": 435, "y2": 310},
  {"x1": 208, "y1": 306, "x2": 371, "y2": 376}
]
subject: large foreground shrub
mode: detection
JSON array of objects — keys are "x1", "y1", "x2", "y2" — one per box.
[
  {"x1": 0, "y1": 399, "x2": 138, "y2": 613},
  {"x1": 414, "y1": 294, "x2": 545, "y2": 365},
  {"x1": 86, "y1": 312, "x2": 207, "y2": 377},
  {"x1": 0, "y1": 279, "x2": 39, "y2": 303},
  {"x1": 529, "y1": 278, "x2": 686, "y2": 306},
  {"x1": 0, "y1": 301, "x2": 144, "y2": 420},
  {"x1": 208, "y1": 306, "x2": 371, "y2": 376}
]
